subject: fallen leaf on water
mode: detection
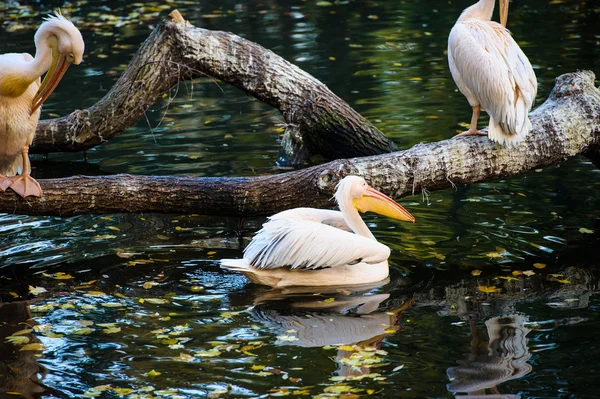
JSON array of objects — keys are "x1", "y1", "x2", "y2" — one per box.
[
  {"x1": 103, "y1": 327, "x2": 121, "y2": 334},
  {"x1": 19, "y1": 343, "x2": 45, "y2": 351},
  {"x1": 471, "y1": 269, "x2": 482, "y2": 276},
  {"x1": 43, "y1": 272, "x2": 73, "y2": 280},
  {"x1": 72, "y1": 328, "x2": 94, "y2": 335},
  {"x1": 174, "y1": 353, "x2": 195, "y2": 362},
  {"x1": 93, "y1": 235, "x2": 117, "y2": 240},
  {"x1": 29, "y1": 286, "x2": 47, "y2": 296},
  {"x1": 477, "y1": 285, "x2": 499, "y2": 293},
  {"x1": 147, "y1": 370, "x2": 161, "y2": 377},
  {"x1": 5, "y1": 336, "x2": 30, "y2": 345},
  {"x1": 533, "y1": 263, "x2": 546, "y2": 269},
  {"x1": 112, "y1": 388, "x2": 134, "y2": 395},
  {"x1": 277, "y1": 335, "x2": 299, "y2": 342},
  {"x1": 523, "y1": 270, "x2": 536, "y2": 277},
  {"x1": 579, "y1": 228, "x2": 594, "y2": 234},
  {"x1": 196, "y1": 348, "x2": 222, "y2": 358},
  {"x1": 143, "y1": 281, "x2": 158, "y2": 289},
  {"x1": 485, "y1": 252, "x2": 504, "y2": 259}
]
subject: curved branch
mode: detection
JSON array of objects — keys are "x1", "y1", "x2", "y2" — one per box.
[
  {"x1": 31, "y1": 10, "x2": 397, "y2": 163},
  {"x1": 3, "y1": 71, "x2": 599, "y2": 217}
]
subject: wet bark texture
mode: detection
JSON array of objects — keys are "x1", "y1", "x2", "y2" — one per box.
[
  {"x1": 31, "y1": 10, "x2": 397, "y2": 164},
  {"x1": 1, "y1": 71, "x2": 599, "y2": 217}
]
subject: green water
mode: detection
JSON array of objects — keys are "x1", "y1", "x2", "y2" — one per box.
[{"x1": 1, "y1": 0, "x2": 599, "y2": 398}]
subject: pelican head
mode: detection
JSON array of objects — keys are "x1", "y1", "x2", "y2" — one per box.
[
  {"x1": 335, "y1": 176, "x2": 415, "y2": 222},
  {"x1": 31, "y1": 13, "x2": 84, "y2": 114},
  {"x1": 499, "y1": 0, "x2": 509, "y2": 27}
]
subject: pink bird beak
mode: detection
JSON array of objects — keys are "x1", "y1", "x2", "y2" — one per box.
[
  {"x1": 353, "y1": 186, "x2": 416, "y2": 223},
  {"x1": 31, "y1": 52, "x2": 72, "y2": 115},
  {"x1": 499, "y1": 0, "x2": 509, "y2": 28}
]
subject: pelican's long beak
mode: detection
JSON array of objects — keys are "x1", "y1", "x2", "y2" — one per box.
[
  {"x1": 353, "y1": 186, "x2": 416, "y2": 223},
  {"x1": 499, "y1": 0, "x2": 509, "y2": 28},
  {"x1": 31, "y1": 52, "x2": 71, "y2": 115}
]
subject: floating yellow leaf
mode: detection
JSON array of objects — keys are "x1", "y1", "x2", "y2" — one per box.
[
  {"x1": 147, "y1": 369, "x2": 161, "y2": 377},
  {"x1": 33, "y1": 324, "x2": 51, "y2": 332},
  {"x1": 471, "y1": 269, "x2": 482, "y2": 276},
  {"x1": 11, "y1": 328, "x2": 33, "y2": 336},
  {"x1": 196, "y1": 348, "x2": 222, "y2": 358},
  {"x1": 523, "y1": 270, "x2": 536, "y2": 277},
  {"x1": 42, "y1": 332, "x2": 64, "y2": 338},
  {"x1": 30, "y1": 303, "x2": 55, "y2": 313},
  {"x1": 498, "y1": 276, "x2": 518, "y2": 282},
  {"x1": 43, "y1": 272, "x2": 73, "y2": 280},
  {"x1": 103, "y1": 327, "x2": 121, "y2": 334},
  {"x1": 93, "y1": 235, "x2": 117, "y2": 240},
  {"x1": 207, "y1": 251, "x2": 216, "y2": 255},
  {"x1": 485, "y1": 252, "x2": 504, "y2": 259},
  {"x1": 410, "y1": 77, "x2": 423, "y2": 81},
  {"x1": 19, "y1": 343, "x2": 45, "y2": 351},
  {"x1": 72, "y1": 327, "x2": 94, "y2": 335},
  {"x1": 5, "y1": 335, "x2": 30, "y2": 345},
  {"x1": 143, "y1": 281, "x2": 158, "y2": 289},
  {"x1": 106, "y1": 226, "x2": 120, "y2": 231},
  {"x1": 174, "y1": 353, "x2": 195, "y2": 362},
  {"x1": 252, "y1": 365, "x2": 265, "y2": 370},
  {"x1": 28, "y1": 286, "x2": 47, "y2": 296},
  {"x1": 323, "y1": 298, "x2": 335, "y2": 303},
  {"x1": 579, "y1": 228, "x2": 594, "y2": 234},
  {"x1": 337, "y1": 345, "x2": 356, "y2": 351},
  {"x1": 142, "y1": 298, "x2": 170, "y2": 304},
  {"x1": 556, "y1": 279, "x2": 571, "y2": 284},
  {"x1": 477, "y1": 285, "x2": 499, "y2": 293},
  {"x1": 85, "y1": 291, "x2": 106, "y2": 296},
  {"x1": 277, "y1": 335, "x2": 299, "y2": 342},
  {"x1": 533, "y1": 263, "x2": 546, "y2": 269},
  {"x1": 112, "y1": 388, "x2": 134, "y2": 395}
]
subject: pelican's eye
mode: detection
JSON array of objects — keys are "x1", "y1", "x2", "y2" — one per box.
[{"x1": 67, "y1": 53, "x2": 75, "y2": 62}]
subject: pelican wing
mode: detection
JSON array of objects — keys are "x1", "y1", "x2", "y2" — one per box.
[
  {"x1": 245, "y1": 212, "x2": 390, "y2": 271},
  {"x1": 270, "y1": 208, "x2": 352, "y2": 231},
  {"x1": 448, "y1": 21, "x2": 537, "y2": 135}
]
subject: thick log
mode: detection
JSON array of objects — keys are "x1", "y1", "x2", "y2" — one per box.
[
  {"x1": 31, "y1": 10, "x2": 397, "y2": 164},
  {"x1": 1, "y1": 71, "x2": 598, "y2": 217}
]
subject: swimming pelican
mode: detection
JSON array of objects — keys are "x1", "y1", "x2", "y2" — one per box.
[
  {"x1": 0, "y1": 13, "x2": 84, "y2": 197},
  {"x1": 448, "y1": 0, "x2": 537, "y2": 146},
  {"x1": 220, "y1": 176, "x2": 416, "y2": 288}
]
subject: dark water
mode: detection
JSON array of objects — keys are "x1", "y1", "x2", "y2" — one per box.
[{"x1": 0, "y1": 0, "x2": 599, "y2": 398}]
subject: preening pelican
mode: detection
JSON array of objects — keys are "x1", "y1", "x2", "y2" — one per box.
[
  {"x1": 448, "y1": 0, "x2": 537, "y2": 146},
  {"x1": 220, "y1": 176, "x2": 415, "y2": 288},
  {"x1": 0, "y1": 13, "x2": 84, "y2": 197}
]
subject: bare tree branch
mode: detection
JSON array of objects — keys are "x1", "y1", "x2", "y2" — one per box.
[
  {"x1": 3, "y1": 71, "x2": 598, "y2": 216},
  {"x1": 31, "y1": 10, "x2": 397, "y2": 164}
]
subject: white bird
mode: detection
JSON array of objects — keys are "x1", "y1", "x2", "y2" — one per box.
[
  {"x1": 0, "y1": 13, "x2": 84, "y2": 197},
  {"x1": 448, "y1": 0, "x2": 537, "y2": 146},
  {"x1": 220, "y1": 176, "x2": 416, "y2": 288}
]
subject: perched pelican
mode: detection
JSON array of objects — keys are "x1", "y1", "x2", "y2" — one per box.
[
  {"x1": 220, "y1": 176, "x2": 415, "y2": 288},
  {"x1": 448, "y1": 0, "x2": 537, "y2": 146},
  {"x1": 0, "y1": 13, "x2": 84, "y2": 197}
]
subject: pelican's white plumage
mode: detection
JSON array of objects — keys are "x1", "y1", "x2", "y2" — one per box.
[
  {"x1": 221, "y1": 176, "x2": 415, "y2": 288},
  {"x1": 448, "y1": 0, "x2": 537, "y2": 146},
  {"x1": 0, "y1": 12, "x2": 84, "y2": 197}
]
